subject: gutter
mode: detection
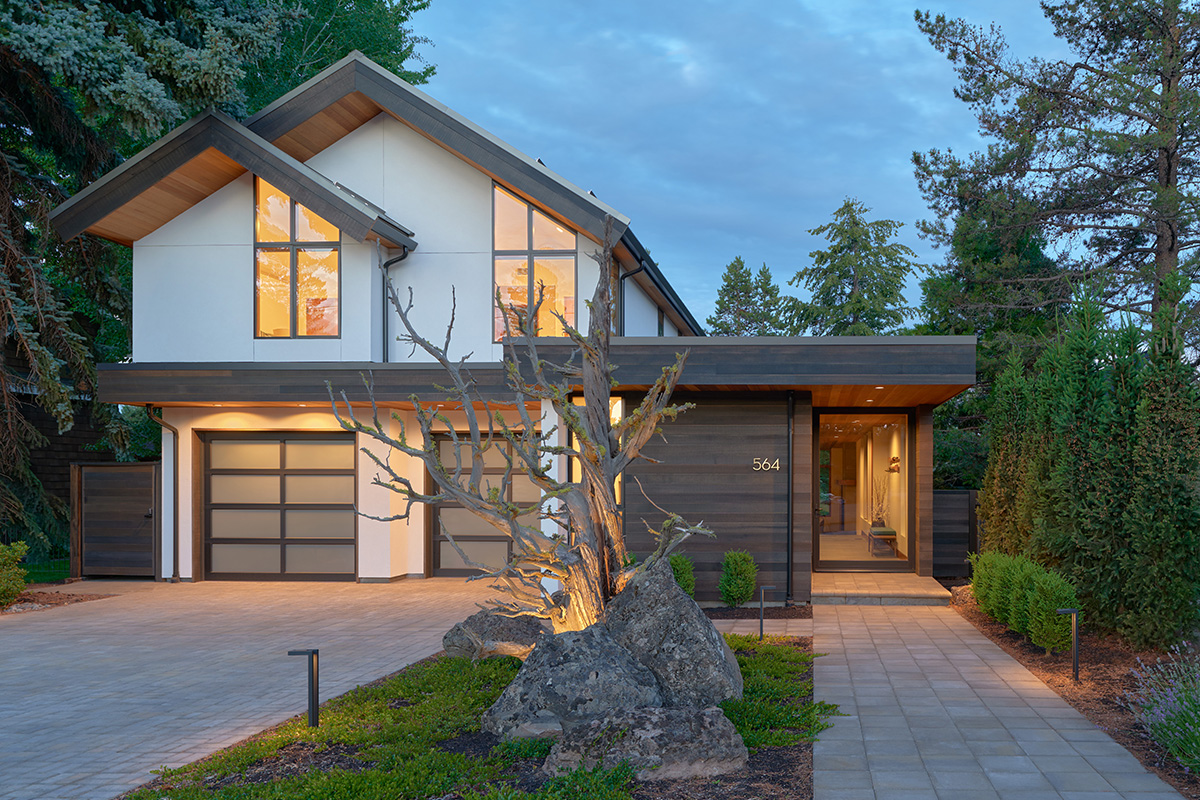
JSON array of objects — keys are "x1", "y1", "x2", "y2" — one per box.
[
  {"x1": 380, "y1": 246, "x2": 410, "y2": 363},
  {"x1": 618, "y1": 229, "x2": 704, "y2": 336},
  {"x1": 145, "y1": 405, "x2": 180, "y2": 582}
]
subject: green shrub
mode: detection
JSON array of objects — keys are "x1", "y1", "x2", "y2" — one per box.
[
  {"x1": 1125, "y1": 646, "x2": 1200, "y2": 773},
  {"x1": 0, "y1": 541, "x2": 28, "y2": 608},
  {"x1": 970, "y1": 551, "x2": 1012, "y2": 620},
  {"x1": 718, "y1": 550, "x2": 757, "y2": 607},
  {"x1": 669, "y1": 553, "x2": 695, "y2": 598},
  {"x1": 1028, "y1": 570, "x2": 1078, "y2": 654},
  {"x1": 1006, "y1": 558, "x2": 1041, "y2": 635}
]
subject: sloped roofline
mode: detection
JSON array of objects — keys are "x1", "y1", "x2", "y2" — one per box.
[{"x1": 50, "y1": 109, "x2": 417, "y2": 250}]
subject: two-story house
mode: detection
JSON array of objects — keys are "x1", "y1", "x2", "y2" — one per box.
[{"x1": 51, "y1": 53, "x2": 974, "y2": 603}]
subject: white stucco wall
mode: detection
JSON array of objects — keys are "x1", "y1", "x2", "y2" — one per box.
[{"x1": 623, "y1": 277, "x2": 661, "y2": 336}]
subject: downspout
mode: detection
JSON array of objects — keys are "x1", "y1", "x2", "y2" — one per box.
[
  {"x1": 786, "y1": 391, "x2": 794, "y2": 604},
  {"x1": 145, "y1": 405, "x2": 180, "y2": 582},
  {"x1": 617, "y1": 263, "x2": 648, "y2": 335},
  {"x1": 380, "y1": 246, "x2": 409, "y2": 363}
]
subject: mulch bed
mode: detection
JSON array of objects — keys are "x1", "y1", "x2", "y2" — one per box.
[
  {"x1": 201, "y1": 742, "x2": 371, "y2": 791},
  {"x1": 1, "y1": 590, "x2": 113, "y2": 615},
  {"x1": 703, "y1": 605, "x2": 813, "y2": 620},
  {"x1": 948, "y1": 584, "x2": 1200, "y2": 800}
]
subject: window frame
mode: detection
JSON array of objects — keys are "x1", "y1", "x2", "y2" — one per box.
[
  {"x1": 253, "y1": 178, "x2": 342, "y2": 340},
  {"x1": 492, "y1": 184, "x2": 578, "y2": 341}
]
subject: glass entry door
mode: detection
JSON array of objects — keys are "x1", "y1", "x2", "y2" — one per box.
[{"x1": 815, "y1": 412, "x2": 914, "y2": 571}]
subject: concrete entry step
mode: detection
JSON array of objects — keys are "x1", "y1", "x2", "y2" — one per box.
[{"x1": 811, "y1": 572, "x2": 951, "y2": 605}]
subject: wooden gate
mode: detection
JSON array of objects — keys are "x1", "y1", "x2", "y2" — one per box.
[{"x1": 70, "y1": 462, "x2": 160, "y2": 578}]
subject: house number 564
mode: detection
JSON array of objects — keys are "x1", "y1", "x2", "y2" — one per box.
[{"x1": 752, "y1": 458, "x2": 781, "y2": 471}]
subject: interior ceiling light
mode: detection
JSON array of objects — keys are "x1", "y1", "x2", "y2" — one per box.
[
  {"x1": 875, "y1": 386, "x2": 884, "y2": 390},
  {"x1": 866, "y1": 399, "x2": 874, "y2": 402}
]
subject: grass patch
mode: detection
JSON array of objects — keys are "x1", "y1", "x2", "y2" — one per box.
[
  {"x1": 22, "y1": 557, "x2": 69, "y2": 584},
  {"x1": 720, "y1": 634, "x2": 839, "y2": 750},
  {"x1": 124, "y1": 634, "x2": 836, "y2": 798}
]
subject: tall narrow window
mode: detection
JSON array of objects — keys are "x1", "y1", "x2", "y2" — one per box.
[
  {"x1": 255, "y1": 177, "x2": 340, "y2": 338},
  {"x1": 493, "y1": 185, "x2": 576, "y2": 340}
]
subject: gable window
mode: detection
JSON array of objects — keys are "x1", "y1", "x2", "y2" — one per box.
[
  {"x1": 493, "y1": 185, "x2": 576, "y2": 340},
  {"x1": 255, "y1": 177, "x2": 340, "y2": 338}
]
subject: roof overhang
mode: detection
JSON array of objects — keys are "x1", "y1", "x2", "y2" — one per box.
[
  {"x1": 95, "y1": 336, "x2": 976, "y2": 408},
  {"x1": 245, "y1": 52, "x2": 628, "y2": 247},
  {"x1": 50, "y1": 109, "x2": 416, "y2": 250}
]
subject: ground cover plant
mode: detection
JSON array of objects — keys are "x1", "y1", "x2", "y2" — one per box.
[{"x1": 122, "y1": 635, "x2": 835, "y2": 800}]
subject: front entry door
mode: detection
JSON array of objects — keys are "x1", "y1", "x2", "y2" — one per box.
[{"x1": 814, "y1": 411, "x2": 915, "y2": 572}]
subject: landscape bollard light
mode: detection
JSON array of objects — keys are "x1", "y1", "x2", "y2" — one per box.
[
  {"x1": 1056, "y1": 609, "x2": 1079, "y2": 682},
  {"x1": 287, "y1": 648, "x2": 320, "y2": 727},
  {"x1": 760, "y1": 585, "x2": 777, "y2": 641}
]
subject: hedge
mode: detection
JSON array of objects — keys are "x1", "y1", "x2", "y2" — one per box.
[
  {"x1": 970, "y1": 551, "x2": 1078, "y2": 654},
  {"x1": 718, "y1": 551, "x2": 757, "y2": 607}
]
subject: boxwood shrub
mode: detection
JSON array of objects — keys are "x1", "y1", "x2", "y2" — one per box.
[
  {"x1": 718, "y1": 550, "x2": 757, "y2": 607},
  {"x1": 0, "y1": 541, "x2": 29, "y2": 608},
  {"x1": 669, "y1": 553, "x2": 695, "y2": 598},
  {"x1": 970, "y1": 551, "x2": 1079, "y2": 654}
]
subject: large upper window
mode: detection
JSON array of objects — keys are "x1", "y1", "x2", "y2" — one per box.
[
  {"x1": 255, "y1": 177, "x2": 340, "y2": 338},
  {"x1": 493, "y1": 185, "x2": 576, "y2": 340}
]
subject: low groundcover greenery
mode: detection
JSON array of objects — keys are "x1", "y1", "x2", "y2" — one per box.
[{"x1": 129, "y1": 635, "x2": 835, "y2": 799}]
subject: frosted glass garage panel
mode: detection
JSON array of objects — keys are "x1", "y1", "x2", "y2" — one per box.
[
  {"x1": 285, "y1": 440, "x2": 355, "y2": 470},
  {"x1": 285, "y1": 544, "x2": 355, "y2": 574},
  {"x1": 438, "y1": 508, "x2": 501, "y2": 537},
  {"x1": 286, "y1": 510, "x2": 355, "y2": 539},
  {"x1": 439, "y1": 540, "x2": 509, "y2": 571},
  {"x1": 211, "y1": 509, "x2": 280, "y2": 539},
  {"x1": 438, "y1": 440, "x2": 509, "y2": 469},
  {"x1": 210, "y1": 475, "x2": 280, "y2": 504},
  {"x1": 210, "y1": 440, "x2": 280, "y2": 470},
  {"x1": 285, "y1": 475, "x2": 354, "y2": 504},
  {"x1": 211, "y1": 544, "x2": 280, "y2": 573}
]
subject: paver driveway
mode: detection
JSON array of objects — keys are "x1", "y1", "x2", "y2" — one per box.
[{"x1": 0, "y1": 578, "x2": 492, "y2": 800}]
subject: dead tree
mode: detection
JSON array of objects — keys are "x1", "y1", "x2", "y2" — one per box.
[{"x1": 330, "y1": 219, "x2": 709, "y2": 632}]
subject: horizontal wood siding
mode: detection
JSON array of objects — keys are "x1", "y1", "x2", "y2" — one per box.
[
  {"x1": 78, "y1": 463, "x2": 158, "y2": 577},
  {"x1": 933, "y1": 489, "x2": 977, "y2": 577},
  {"x1": 792, "y1": 395, "x2": 813, "y2": 603},
  {"x1": 623, "y1": 395, "x2": 791, "y2": 604}
]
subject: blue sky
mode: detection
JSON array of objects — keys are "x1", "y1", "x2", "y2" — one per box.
[{"x1": 408, "y1": 2, "x2": 1069, "y2": 326}]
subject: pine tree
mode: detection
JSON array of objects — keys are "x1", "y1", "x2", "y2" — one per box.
[
  {"x1": 789, "y1": 198, "x2": 916, "y2": 336},
  {"x1": 706, "y1": 257, "x2": 787, "y2": 336}
]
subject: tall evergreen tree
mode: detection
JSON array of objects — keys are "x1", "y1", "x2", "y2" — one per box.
[
  {"x1": 242, "y1": 0, "x2": 434, "y2": 113},
  {"x1": 789, "y1": 198, "x2": 916, "y2": 336},
  {"x1": 0, "y1": 0, "x2": 287, "y2": 554},
  {"x1": 915, "y1": 1, "x2": 1200, "y2": 352},
  {"x1": 706, "y1": 257, "x2": 786, "y2": 336},
  {"x1": 978, "y1": 352, "x2": 1028, "y2": 554}
]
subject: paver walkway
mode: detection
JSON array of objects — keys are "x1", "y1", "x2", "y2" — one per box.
[
  {"x1": 0, "y1": 578, "x2": 491, "y2": 800},
  {"x1": 813, "y1": 605, "x2": 1182, "y2": 800}
]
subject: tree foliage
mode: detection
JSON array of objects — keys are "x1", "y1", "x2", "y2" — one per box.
[
  {"x1": 242, "y1": 0, "x2": 434, "y2": 113},
  {"x1": 915, "y1": 1, "x2": 1200, "y2": 350},
  {"x1": 0, "y1": 0, "x2": 289, "y2": 547},
  {"x1": 977, "y1": 286, "x2": 1200, "y2": 649},
  {"x1": 789, "y1": 198, "x2": 916, "y2": 336},
  {"x1": 705, "y1": 257, "x2": 787, "y2": 336}
]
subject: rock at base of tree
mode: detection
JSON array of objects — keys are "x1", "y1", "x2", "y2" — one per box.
[
  {"x1": 544, "y1": 706, "x2": 748, "y2": 781},
  {"x1": 603, "y1": 557, "x2": 744, "y2": 707},
  {"x1": 482, "y1": 624, "x2": 664, "y2": 739},
  {"x1": 443, "y1": 609, "x2": 549, "y2": 661},
  {"x1": 950, "y1": 584, "x2": 975, "y2": 606}
]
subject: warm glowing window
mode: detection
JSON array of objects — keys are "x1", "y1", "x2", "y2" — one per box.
[
  {"x1": 493, "y1": 185, "x2": 576, "y2": 340},
  {"x1": 255, "y1": 177, "x2": 340, "y2": 338}
]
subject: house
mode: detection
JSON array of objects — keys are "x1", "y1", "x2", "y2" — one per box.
[{"x1": 51, "y1": 52, "x2": 974, "y2": 602}]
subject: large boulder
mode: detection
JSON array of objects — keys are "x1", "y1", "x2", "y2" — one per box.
[
  {"x1": 544, "y1": 706, "x2": 749, "y2": 781},
  {"x1": 603, "y1": 558, "x2": 743, "y2": 707},
  {"x1": 443, "y1": 609, "x2": 548, "y2": 661},
  {"x1": 482, "y1": 624, "x2": 663, "y2": 739}
]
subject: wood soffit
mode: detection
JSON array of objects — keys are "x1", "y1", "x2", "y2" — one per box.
[{"x1": 50, "y1": 110, "x2": 417, "y2": 251}]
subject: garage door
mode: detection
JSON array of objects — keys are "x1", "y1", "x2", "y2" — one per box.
[{"x1": 204, "y1": 433, "x2": 357, "y2": 580}]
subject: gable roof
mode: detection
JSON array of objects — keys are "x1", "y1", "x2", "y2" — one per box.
[
  {"x1": 50, "y1": 109, "x2": 416, "y2": 250},
  {"x1": 244, "y1": 51, "x2": 630, "y2": 246}
]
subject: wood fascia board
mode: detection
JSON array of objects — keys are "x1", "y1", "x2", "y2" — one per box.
[{"x1": 51, "y1": 109, "x2": 417, "y2": 250}]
